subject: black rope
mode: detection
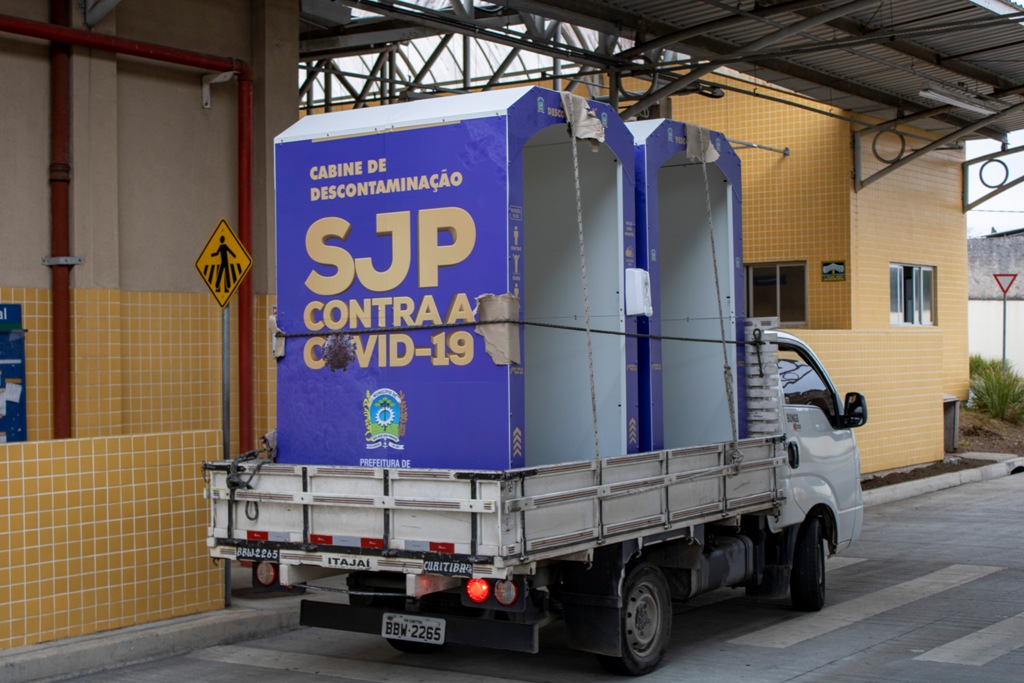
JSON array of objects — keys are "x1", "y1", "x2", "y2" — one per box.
[
  {"x1": 753, "y1": 327, "x2": 765, "y2": 378},
  {"x1": 225, "y1": 441, "x2": 273, "y2": 492},
  {"x1": 226, "y1": 442, "x2": 274, "y2": 524},
  {"x1": 275, "y1": 318, "x2": 760, "y2": 346}
]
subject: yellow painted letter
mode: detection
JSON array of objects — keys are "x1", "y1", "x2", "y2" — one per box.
[
  {"x1": 305, "y1": 217, "x2": 355, "y2": 296},
  {"x1": 355, "y1": 211, "x2": 412, "y2": 292},
  {"x1": 418, "y1": 207, "x2": 476, "y2": 287}
]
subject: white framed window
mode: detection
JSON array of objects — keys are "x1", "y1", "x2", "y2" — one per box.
[
  {"x1": 890, "y1": 264, "x2": 935, "y2": 325},
  {"x1": 746, "y1": 262, "x2": 806, "y2": 325}
]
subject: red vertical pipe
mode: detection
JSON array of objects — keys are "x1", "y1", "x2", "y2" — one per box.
[
  {"x1": 49, "y1": 0, "x2": 72, "y2": 439},
  {"x1": 237, "y1": 73, "x2": 254, "y2": 452},
  {"x1": 0, "y1": 12, "x2": 255, "y2": 448}
]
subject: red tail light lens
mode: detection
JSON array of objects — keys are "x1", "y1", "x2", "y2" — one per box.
[{"x1": 465, "y1": 578, "x2": 490, "y2": 603}]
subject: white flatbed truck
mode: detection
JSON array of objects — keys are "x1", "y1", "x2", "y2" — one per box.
[{"x1": 205, "y1": 328, "x2": 866, "y2": 675}]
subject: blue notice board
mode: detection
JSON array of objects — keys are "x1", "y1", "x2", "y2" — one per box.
[{"x1": 0, "y1": 304, "x2": 27, "y2": 443}]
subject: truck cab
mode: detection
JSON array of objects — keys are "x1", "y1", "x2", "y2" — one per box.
[{"x1": 773, "y1": 331, "x2": 865, "y2": 555}]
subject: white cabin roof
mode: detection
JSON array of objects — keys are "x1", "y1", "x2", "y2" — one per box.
[
  {"x1": 625, "y1": 119, "x2": 667, "y2": 143},
  {"x1": 276, "y1": 86, "x2": 535, "y2": 144}
]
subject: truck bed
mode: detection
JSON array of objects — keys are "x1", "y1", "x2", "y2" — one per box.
[{"x1": 205, "y1": 436, "x2": 786, "y2": 579}]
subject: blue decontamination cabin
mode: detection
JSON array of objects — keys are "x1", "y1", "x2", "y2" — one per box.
[
  {"x1": 274, "y1": 86, "x2": 638, "y2": 470},
  {"x1": 628, "y1": 120, "x2": 745, "y2": 452}
]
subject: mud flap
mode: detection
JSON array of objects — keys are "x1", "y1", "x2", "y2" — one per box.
[
  {"x1": 561, "y1": 592, "x2": 621, "y2": 656},
  {"x1": 559, "y1": 541, "x2": 638, "y2": 656}
]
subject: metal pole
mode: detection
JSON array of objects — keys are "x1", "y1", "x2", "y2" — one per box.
[
  {"x1": 223, "y1": 303, "x2": 232, "y2": 607},
  {"x1": 1002, "y1": 292, "x2": 1008, "y2": 375},
  {"x1": 223, "y1": 304, "x2": 231, "y2": 459}
]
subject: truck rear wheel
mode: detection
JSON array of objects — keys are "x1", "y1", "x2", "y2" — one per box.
[
  {"x1": 597, "y1": 562, "x2": 672, "y2": 676},
  {"x1": 790, "y1": 516, "x2": 826, "y2": 611}
]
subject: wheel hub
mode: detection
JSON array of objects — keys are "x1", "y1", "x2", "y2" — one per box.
[{"x1": 626, "y1": 583, "x2": 659, "y2": 653}]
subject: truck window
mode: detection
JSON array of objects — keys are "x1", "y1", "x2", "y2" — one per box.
[{"x1": 778, "y1": 348, "x2": 837, "y2": 425}]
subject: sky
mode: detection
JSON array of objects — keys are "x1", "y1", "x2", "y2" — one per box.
[
  {"x1": 965, "y1": 129, "x2": 1024, "y2": 237},
  {"x1": 963, "y1": 0, "x2": 1024, "y2": 236}
]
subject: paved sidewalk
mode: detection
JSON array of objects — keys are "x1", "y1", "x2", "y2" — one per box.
[
  {"x1": 861, "y1": 451, "x2": 1024, "y2": 507},
  {"x1": 0, "y1": 589, "x2": 303, "y2": 683},
  {"x1": 3, "y1": 452, "x2": 1023, "y2": 683}
]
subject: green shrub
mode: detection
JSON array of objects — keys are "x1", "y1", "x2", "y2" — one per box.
[
  {"x1": 970, "y1": 367, "x2": 1024, "y2": 423},
  {"x1": 970, "y1": 354, "x2": 1007, "y2": 378}
]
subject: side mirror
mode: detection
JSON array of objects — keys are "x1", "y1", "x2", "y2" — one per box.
[{"x1": 842, "y1": 392, "x2": 868, "y2": 429}]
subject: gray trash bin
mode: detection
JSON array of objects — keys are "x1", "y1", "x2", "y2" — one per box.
[{"x1": 943, "y1": 394, "x2": 960, "y2": 453}]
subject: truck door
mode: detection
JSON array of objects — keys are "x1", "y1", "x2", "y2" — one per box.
[{"x1": 777, "y1": 339, "x2": 863, "y2": 551}]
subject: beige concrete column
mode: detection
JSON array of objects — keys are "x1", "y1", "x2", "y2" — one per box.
[{"x1": 252, "y1": 0, "x2": 301, "y2": 295}]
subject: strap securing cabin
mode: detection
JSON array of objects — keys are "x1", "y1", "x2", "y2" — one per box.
[
  {"x1": 694, "y1": 126, "x2": 742, "y2": 466},
  {"x1": 562, "y1": 91, "x2": 602, "y2": 460}
]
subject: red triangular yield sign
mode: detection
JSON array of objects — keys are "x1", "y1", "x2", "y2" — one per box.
[{"x1": 994, "y1": 273, "x2": 1018, "y2": 294}]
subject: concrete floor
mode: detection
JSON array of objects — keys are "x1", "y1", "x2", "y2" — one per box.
[{"x1": 18, "y1": 471, "x2": 1023, "y2": 683}]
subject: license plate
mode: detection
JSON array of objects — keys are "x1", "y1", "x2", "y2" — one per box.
[
  {"x1": 381, "y1": 613, "x2": 446, "y2": 644},
  {"x1": 235, "y1": 546, "x2": 279, "y2": 562}
]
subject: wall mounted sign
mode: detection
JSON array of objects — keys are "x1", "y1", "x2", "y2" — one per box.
[
  {"x1": 196, "y1": 219, "x2": 252, "y2": 307},
  {"x1": 822, "y1": 261, "x2": 846, "y2": 282},
  {"x1": 0, "y1": 304, "x2": 27, "y2": 443}
]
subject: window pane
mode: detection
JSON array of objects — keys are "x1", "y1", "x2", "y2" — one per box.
[
  {"x1": 778, "y1": 349, "x2": 835, "y2": 421},
  {"x1": 750, "y1": 266, "x2": 777, "y2": 317},
  {"x1": 921, "y1": 268, "x2": 933, "y2": 324},
  {"x1": 890, "y1": 263, "x2": 936, "y2": 326},
  {"x1": 903, "y1": 267, "x2": 915, "y2": 324},
  {"x1": 889, "y1": 266, "x2": 901, "y2": 323},
  {"x1": 778, "y1": 265, "x2": 805, "y2": 324}
]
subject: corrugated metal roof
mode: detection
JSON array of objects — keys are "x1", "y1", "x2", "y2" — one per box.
[
  {"x1": 301, "y1": 1, "x2": 1024, "y2": 139},
  {"x1": 601, "y1": 0, "x2": 1024, "y2": 138}
]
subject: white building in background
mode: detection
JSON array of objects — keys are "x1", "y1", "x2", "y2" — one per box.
[{"x1": 968, "y1": 231, "x2": 1024, "y2": 372}]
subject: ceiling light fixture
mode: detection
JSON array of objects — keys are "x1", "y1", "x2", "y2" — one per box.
[{"x1": 918, "y1": 86, "x2": 997, "y2": 116}]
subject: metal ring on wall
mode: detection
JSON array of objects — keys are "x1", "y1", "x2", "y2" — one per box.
[
  {"x1": 617, "y1": 53, "x2": 662, "y2": 101},
  {"x1": 979, "y1": 158, "x2": 1010, "y2": 189},
  {"x1": 872, "y1": 129, "x2": 907, "y2": 164}
]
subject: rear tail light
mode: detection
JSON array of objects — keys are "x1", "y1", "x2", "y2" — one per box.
[
  {"x1": 465, "y1": 578, "x2": 490, "y2": 603},
  {"x1": 493, "y1": 579, "x2": 518, "y2": 606},
  {"x1": 255, "y1": 561, "x2": 278, "y2": 587}
]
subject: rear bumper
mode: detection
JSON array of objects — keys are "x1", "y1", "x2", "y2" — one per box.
[{"x1": 300, "y1": 600, "x2": 541, "y2": 653}]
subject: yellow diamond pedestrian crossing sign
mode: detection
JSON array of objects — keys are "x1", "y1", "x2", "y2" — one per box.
[{"x1": 196, "y1": 219, "x2": 251, "y2": 307}]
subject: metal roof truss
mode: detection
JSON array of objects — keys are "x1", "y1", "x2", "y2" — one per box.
[{"x1": 298, "y1": 0, "x2": 1024, "y2": 200}]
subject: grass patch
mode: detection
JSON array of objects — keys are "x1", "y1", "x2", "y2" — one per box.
[
  {"x1": 970, "y1": 366, "x2": 1024, "y2": 423},
  {"x1": 970, "y1": 354, "x2": 1007, "y2": 377}
]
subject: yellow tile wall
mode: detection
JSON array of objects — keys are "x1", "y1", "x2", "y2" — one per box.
[
  {"x1": 120, "y1": 291, "x2": 227, "y2": 441},
  {"x1": 71, "y1": 289, "x2": 123, "y2": 437},
  {"x1": 852, "y1": 134, "x2": 969, "y2": 399},
  {"x1": 790, "y1": 329, "x2": 945, "y2": 472},
  {"x1": 119, "y1": 292, "x2": 278, "y2": 450},
  {"x1": 663, "y1": 75, "x2": 854, "y2": 330},
  {"x1": 3, "y1": 288, "x2": 277, "y2": 449},
  {"x1": 0, "y1": 431, "x2": 223, "y2": 649},
  {"x1": 254, "y1": 295, "x2": 278, "y2": 435}
]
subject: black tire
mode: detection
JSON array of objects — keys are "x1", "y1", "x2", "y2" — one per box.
[
  {"x1": 790, "y1": 516, "x2": 826, "y2": 612},
  {"x1": 385, "y1": 638, "x2": 446, "y2": 654},
  {"x1": 597, "y1": 562, "x2": 672, "y2": 676}
]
